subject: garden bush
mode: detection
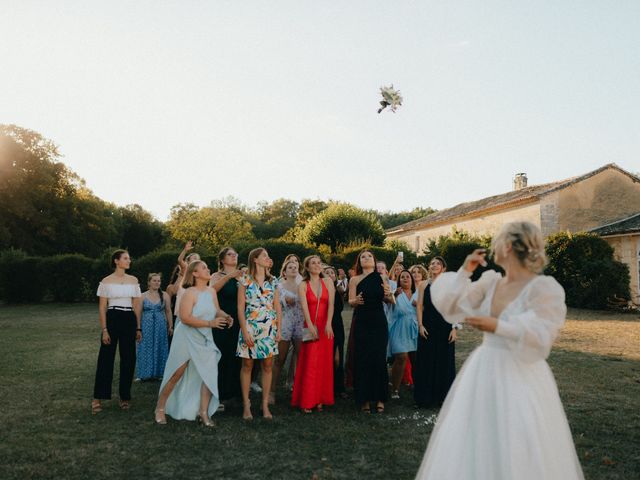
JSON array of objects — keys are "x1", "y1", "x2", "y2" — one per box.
[
  {"x1": 0, "y1": 250, "x2": 48, "y2": 303},
  {"x1": 545, "y1": 232, "x2": 630, "y2": 309},
  {"x1": 42, "y1": 254, "x2": 102, "y2": 302}
]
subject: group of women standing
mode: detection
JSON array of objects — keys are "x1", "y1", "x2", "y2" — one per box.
[{"x1": 90, "y1": 244, "x2": 459, "y2": 421}]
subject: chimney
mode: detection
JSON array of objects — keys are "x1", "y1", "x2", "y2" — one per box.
[{"x1": 513, "y1": 173, "x2": 528, "y2": 191}]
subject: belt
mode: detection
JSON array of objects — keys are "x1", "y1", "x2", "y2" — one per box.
[{"x1": 108, "y1": 306, "x2": 133, "y2": 311}]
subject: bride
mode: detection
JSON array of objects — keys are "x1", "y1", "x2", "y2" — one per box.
[{"x1": 416, "y1": 221, "x2": 584, "y2": 479}]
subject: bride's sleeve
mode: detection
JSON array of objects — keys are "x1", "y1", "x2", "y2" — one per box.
[
  {"x1": 494, "y1": 276, "x2": 567, "y2": 363},
  {"x1": 430, "y1": 269, "x2": 500, "y2": 325}
]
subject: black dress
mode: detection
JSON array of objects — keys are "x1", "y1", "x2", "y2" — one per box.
[
  {"x1": 353, "y1": 272, "x2": 389, "y2": 405},
  {"x1": 212, "y1": 275, "x2": 242, "y2": 401},
  {"x1": 332, "y1": 288, "x2": 345, "y2": 395},
  {"x1": 414, "y1": 283, "x2": 456, "y2": 408}
]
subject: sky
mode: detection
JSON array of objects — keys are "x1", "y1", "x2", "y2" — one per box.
[{"x1": 1, "y1": 1, "x2": 639, "y2": 221}]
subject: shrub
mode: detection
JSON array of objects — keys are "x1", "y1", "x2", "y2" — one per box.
[
  {"x1": 234, "y1": 240, "x2": 319, "y2": 274},
  {"x1": 328, "y1": 244, "x2": 420, "y2": 273},
  {"x1": 0, "y1": 250, "x2": 48, "y2": 303},
  {"x1": 545, "y1": 232, "x2": 630, "y2": 309},
  {"x1": 42, "y1": 254, "x2": 102, "y2": 302},
  {"x1": 128, "y1": 250, "x2": 182, "y2": 290}
]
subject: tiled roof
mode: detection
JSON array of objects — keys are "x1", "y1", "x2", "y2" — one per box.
[
  {"x1": 387, "y1": 164, "x2": 640, "y2": 234},
  {"x1": 590, "y1": 213, "x2": 640, "y2": 236}
]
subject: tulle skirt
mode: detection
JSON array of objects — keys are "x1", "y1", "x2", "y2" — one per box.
[{"x1": 416, "y1": 337, "x2": 584, "y2": 479}]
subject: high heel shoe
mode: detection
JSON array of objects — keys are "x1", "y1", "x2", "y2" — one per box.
[
  {"x1": 154, "y1": 408, "x2": 167, "y2": 425},
  {"x1": 197, "y1": 411, "x2": 215, "y2": 428}
]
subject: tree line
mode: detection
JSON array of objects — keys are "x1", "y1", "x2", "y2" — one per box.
[{"x1": 0, "y1": 124, "x2": 433, "y2": 258}]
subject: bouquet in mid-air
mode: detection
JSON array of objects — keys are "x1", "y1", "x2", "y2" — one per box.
[{"x1": 377, "y1": 84, "x2": 403, "y2": 114}]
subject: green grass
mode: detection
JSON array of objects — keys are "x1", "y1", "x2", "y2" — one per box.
[{"x1": 0, "y1": 304, "x2": 638, "y2": 479}]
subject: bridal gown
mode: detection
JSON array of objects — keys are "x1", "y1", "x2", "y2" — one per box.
[{"x1": 416, "y1": 269, "x2": 584, "y2": 480}]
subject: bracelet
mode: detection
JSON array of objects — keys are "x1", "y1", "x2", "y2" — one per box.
[
  {"x1": 102, "y1": 328, "x2": 107, "y2": 332},
  {"x1": 136, "y1": 328, "x2": 142, "y2": 332}
]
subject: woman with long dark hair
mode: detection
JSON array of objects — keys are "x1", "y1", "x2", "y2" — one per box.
[
  {"x1": 324, "y1": 266, "x2": 346, "y2": 398},
  {"x1": 413, "y1": 256, "x2": 457, "y2": 408},
  {"x1": 210, "y1": 247, "x2": 244, "y2": 408},
  {"x1": 91, "y1": 250, "x2": 142, "y2": 414},
  {"x1": 388, "y1": 269, "x2": 418, "y2": 399},
  {"x1": 348, "y1": 250, "x2": 394, "y2": 413}
]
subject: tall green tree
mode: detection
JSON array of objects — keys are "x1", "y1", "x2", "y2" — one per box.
[
  {"x1": 300, "y1": 203, "x2": 385, "y2": 253},
  {"x1": 166, "y1": 203, "x2": 255, "y2": 252}
]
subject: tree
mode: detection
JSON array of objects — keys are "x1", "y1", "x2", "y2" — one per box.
[
  {"x1": 422, "y1": 227, "x2": 495, "y2": 274},
  {"x1": 374, "y1": 207, "x2": 436, "y2": 230},
  {"x1": 300, "y1": 203, "x2": 385, "y2": 253},
  {"x1": 251, "y1": 198, "x2": 299, "y2": 239},
  {"x1": 117, "y1": 204, "x2": 166, "y2": 257},
  {"x1": 166, "y1": 203, "x2": 255, "y2": 252}
]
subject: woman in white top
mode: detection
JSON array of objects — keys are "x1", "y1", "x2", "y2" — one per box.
[
  {"x1": 92, "y1": 249, "x2": 142, "y2": 414},
  {"x1": 416, "y1": 221, "x2": 584, "y2": 480}
]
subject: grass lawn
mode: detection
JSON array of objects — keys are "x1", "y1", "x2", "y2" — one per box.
[{"x1": 0, "y1": 304, "x2": 638, "y2": 479}]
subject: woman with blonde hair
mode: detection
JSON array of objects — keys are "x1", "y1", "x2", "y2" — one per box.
[
  {"x1": 237, "y1": 248, "x2": 282, "y2": 420},
  {"x1": 416, "y1": 221, "x2": 583, "y2": 479},
  {"x1": 154, "y1": 261, "x2": 232, "y2": 427},
  {"x1": 136, "y1": 273, "x2": 173, "y2": 381},
  {"x1": 270, "y1": 257, "x2": 304, "y2": 403}
]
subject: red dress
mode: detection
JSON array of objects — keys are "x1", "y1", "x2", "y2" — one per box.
[{"x1": 291, "y1": 280, "x2": 335, "y2": 409}]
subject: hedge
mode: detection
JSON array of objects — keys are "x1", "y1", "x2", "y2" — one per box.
[{"x1": 0, "y1": 232, "x2": 631, "y2": 309}]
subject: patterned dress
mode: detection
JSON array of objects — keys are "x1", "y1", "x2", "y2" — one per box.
[
  {"x1": 136, "y1": 296, "x2": 169, "y2": 380},
  {"x1": 236, "y1": 274, "x2": 279, "y2": 359}
]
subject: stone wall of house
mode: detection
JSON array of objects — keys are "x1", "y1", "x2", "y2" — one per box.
[
  {"x1": 391, "y1": 202, "x2": 541, "y2": 253},
  {"x1": 604, "y1": 234, "x2": 640, "y2": 305},
  {"x1": 554, "y1": 169, "x2": 640, "y2": 232}
]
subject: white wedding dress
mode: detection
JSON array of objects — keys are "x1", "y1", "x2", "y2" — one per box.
[{"x1": 416, "y1": 269, "x2": 584, "y2": 480}]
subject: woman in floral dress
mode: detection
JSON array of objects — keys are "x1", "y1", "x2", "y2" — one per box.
[{"x1": 237, "y1": 248, "x2": 282, "y2": 420}]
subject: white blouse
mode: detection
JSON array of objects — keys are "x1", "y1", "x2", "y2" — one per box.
[
  {"x1": 96, "y1": 283, "x2": 142, "y2": 308},
  {"x1": 430, "y1": 269, "x2": 567, "y2": 363}
]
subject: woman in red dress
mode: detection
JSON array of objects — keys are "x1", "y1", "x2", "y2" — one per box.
[{"x1": 291, "y1": 255, "x2": 336, "y2": 413}]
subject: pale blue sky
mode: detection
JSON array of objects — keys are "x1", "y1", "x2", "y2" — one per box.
[{"x1": 1, "y1": 1, "x2": 638, "y2": 220}]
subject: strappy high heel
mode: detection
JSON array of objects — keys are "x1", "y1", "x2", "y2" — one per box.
[
  {"x1": 197, "y1": 411, "x2": 215, "y2": 428},
  {"x1": 91, "y1": 399, "x2": 102, "y2": 415}
]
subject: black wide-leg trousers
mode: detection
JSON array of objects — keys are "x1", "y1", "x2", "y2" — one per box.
[{"x1": 93, "y1": 309, "x2": 137, "y2": 400}]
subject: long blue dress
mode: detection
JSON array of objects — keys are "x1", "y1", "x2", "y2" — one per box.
[
  {"x1": 159, "y1": 289, "x2": 221, "y2": 420},
  {"x1": 136, "y1": 297, "x2": 169, "y2": 380}
]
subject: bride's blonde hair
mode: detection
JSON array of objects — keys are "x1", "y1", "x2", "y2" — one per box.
[{"x1": 492, "y1": 221, "x2": 547, "y2": 273}]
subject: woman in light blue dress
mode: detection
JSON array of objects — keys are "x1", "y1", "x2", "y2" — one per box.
[
  {"x1": 136, "y1": 273, "x2": 173, "y2": 381},
  {"x1": 154, "y1": 261, "x2": 233, "y2": 427},
  {"x1": 388, "y1": 269, "x2": 418, "y2": 399}
]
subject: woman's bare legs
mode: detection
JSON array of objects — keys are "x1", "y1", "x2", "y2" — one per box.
[
  {"x1": 270, "y1": 340, "x2": 291, "y2": 403},
  {"x1": 261, "y1": 357, "x2": 274, "y2": 419},
  {"x1": 241, "y1": 358, "x2": 254, "y2": 419},
  {"x1": 391, "y1": 353, "x2": 408, "y2": 395},
  {"x1": 155, "y1": 361, "x2": 189, "y2": 422}
]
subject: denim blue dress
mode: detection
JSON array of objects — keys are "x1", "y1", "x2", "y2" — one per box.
[{"x1": 136, "y1": 297, "x2": 169, "y2": 380}]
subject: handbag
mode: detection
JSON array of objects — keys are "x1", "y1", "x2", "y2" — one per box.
[{"x1": 302, "y1": 282, "x2": 322, "y2": 343}]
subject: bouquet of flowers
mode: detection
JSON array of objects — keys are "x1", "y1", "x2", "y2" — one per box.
[{"x1": 377, "y1": 84, "x2": 403, "y2": 114}]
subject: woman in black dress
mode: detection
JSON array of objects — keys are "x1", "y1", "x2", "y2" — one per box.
[
  {"x1": 413, "y1": 256, "x2": 457, "y2": 408},
  {"x1": 324, "y1": 266, "x2": 346, "y2": 398},
  {"x1": 210, "y1": 247, "x2": 244, "y2": 408},
  {"x1": 348, "y1": 250, "x2": 394, "y2": 413}
]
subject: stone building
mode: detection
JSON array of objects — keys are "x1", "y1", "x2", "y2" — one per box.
[{"x1": 386, "y1": 164, "x2": 640, "y2": 303}]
